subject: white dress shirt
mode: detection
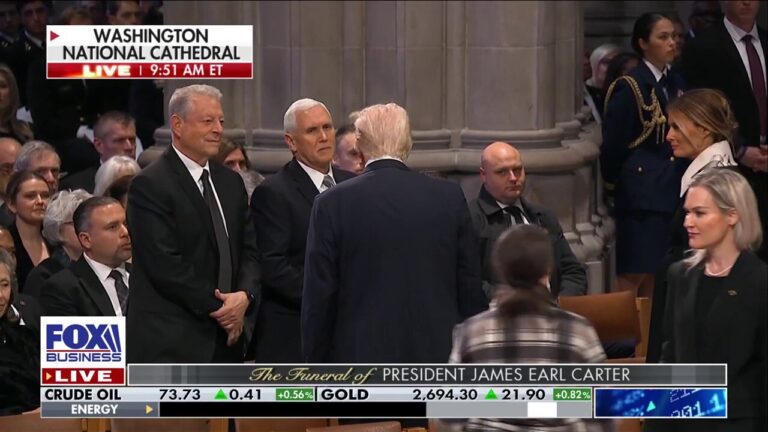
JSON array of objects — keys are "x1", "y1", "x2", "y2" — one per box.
[
  {"x1": 296, "y1": 160, "x2": 336, "y2": 192},
  {"x1": 723, "y1": 17, "x2": 767, "y2": 90},
  {"x1": 172, "y1": 144, "x2": 228, "y2": 236},
  {"x1": 496, "y1": 200, "x2": 530, "y2": 225},
  {"x1": 82, "y1": 253, "x2": 130, "y2": 316}
]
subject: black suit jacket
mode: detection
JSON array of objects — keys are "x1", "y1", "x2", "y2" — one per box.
[
  {"x1": 302, "y1": 159, "x2": 487, "y2": 363},
  {"x1": 59, "y1": 166, "x2": 97, "y2": 193},
  {"x1": 9, "y1": 223, "x2": 52, "y2": 292},
  {"x1": 0, "y1": 202, "x2": 13, "y2": 228},
  {"x1": 655, "y1": 252, "x2": 766, "y2": 427},
  {"x1": 469, "y1": 186, "x2": 587, "y2": 298},
  {"x1": 249, "y1": 158, "x2": 355, "y2": 361},
  {"x1": 39, "y1": 256, "x2": 127, "y2": 317},
  {"x1": 126, "y1": 146, "x2": 261, "y2": 363}
]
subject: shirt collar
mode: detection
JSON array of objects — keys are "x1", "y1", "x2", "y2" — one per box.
[
  {"x1": 680, "y1": 140, "x2": 737, "y2": 196},
  {"x1": 0, "y1": 32, "x2": 17, "y2": 44},
  {"x1": 643, "y1": 58, "x2": 667, "y2": 82},
  {"x1": 83, "y1": 252, "x2": 128, "y2": 284},
  {"x1": 496, "y1": 199, "x2": 524, "y2": 213},
  {"x1": 25, "y1": 30, "x2": 43, "y2": 48},
  {"x1": 723, "y1": 16, "x2": 759, "y2": 44},
  {"x1": 364, "y1": 155, "x2": 402, "y2": 168},
  {"x1": 172, "y1": 143, "x2": 210, "y2": 182},
  {"x1": 296, "y1": 159, "x2": 333, "y2": 191},
  {"x1": 10, "y1": 305, "x2": 25, "y2": 326}
]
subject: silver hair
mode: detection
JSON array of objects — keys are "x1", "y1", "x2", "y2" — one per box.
[
  {"x1": 168, "y1": 84, "x2": 223, "y2": 120},
  {"x1": 94, "y1": 155, "x2": 140, "y2": 196},
  {"x1": 283, "y1": 98, "x2": 330, "y2": 132},
  {"x1": 42, "y1": 189, "x2": 92, "y2": 245},
  {"x1": 237, "y1": 169, "x2": 264, "y2": 202},
  {"x1": 13, "y1": 140, "x2": 60, "y2": 172}
]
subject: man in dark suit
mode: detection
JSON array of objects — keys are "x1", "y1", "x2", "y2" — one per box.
[
  {"x1": 60, "y1": 111, "x2": 138, "y2": 193},
  {"x1": 5, "y1": 0, "x2": 48, "y2": 108},
  {"x1": 250, "y1": 98, "x2": 355, "y2": 362},
  {"x1": 127, "y1": 84, "x2": 260, "y2": 363},
  {"x1": 40, "y1": 197, "x2": 131, "y2": 316},
  {"x1": 470, "y1": 141, "x2": 587, "y2": 299},
  {"x1": 302, "y1": 103, "x2": 487, "y2": 364},
  {"x1": 682, "y1": 0, "x2": 768, "y2": 260}
]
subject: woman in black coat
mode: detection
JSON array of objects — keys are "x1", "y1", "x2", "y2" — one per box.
[
  {"x1": 647, "y1": 169, "x2": 766, "y2": 432},
  {"x1": 601, "y1": 12, "x2": 688, "y2": 296}
]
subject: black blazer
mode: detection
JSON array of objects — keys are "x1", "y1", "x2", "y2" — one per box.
[
  {"x1": 655, "y1": 252, "x2": 766, "y2": 429},
  {"x1": 683, "y1": 22, "x2": 767, "y2": 152},
  {"x1": 301, "y1": 159, "x2": 487, "y2": 363},
  {"x1": 249, "y1": 158, "x2": 355, "y2": 362},
  {"x1": 39, "y1": 256, "x2": 129, "y2": 317},
  {"x1": 9, "y1": 223, "x2": 52, "y2": 292},
  {"x1": 601, "y1": 60, "x2": 687, "y2": 214},
  {"x1": 126, "y1": 146, "x2": 261, "y2": 363},
  {"x1": 59, "y1": 166, "x2": 97, "y2": 193},
  {"x1": 469, "y1": 186, "x2": 587, "y2": 298},
  {"x1": 23, "y1": 248, "x2": 72, "y2": 299}
]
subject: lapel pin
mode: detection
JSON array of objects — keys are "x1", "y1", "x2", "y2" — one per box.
[{"x1": 727, "y1": 290, "x2": 738, "y2": 296}]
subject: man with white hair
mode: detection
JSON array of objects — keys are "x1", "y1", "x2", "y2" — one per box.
[
  {"x1": 302, "y1": 103, "x2": 487, "y2": 365},
  {"x1": 249, "y1": 98, "x2": 355, "y2": 362},
  {"x1": 126, "y1": 84, "x2": 261, "y2": 363}
]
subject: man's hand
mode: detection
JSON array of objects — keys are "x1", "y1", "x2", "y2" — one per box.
[
  {"x1": 740, "y1": 146, "x2": 768, "y2": 173},
  {"x1": 209, "y1": 290, "x2": 249, "y2": 330},
  {"x1": 226, "y1": 322, "x2": 243, "y2": 347}
]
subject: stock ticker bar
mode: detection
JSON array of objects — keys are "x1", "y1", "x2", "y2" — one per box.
[{"x1": 39, "y1": 364, "x2": 728, "y2": 419}]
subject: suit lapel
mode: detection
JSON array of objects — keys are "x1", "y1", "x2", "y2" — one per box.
[
  {"x1": 209, "y1": 163, "x2": 236, "y2": 259},
  {"x1": 72, "y1": 257, "x2": 116, "y2": 316},
  {"x1": 162, "y1": 147, "x2": 217, "y2": 248},
  {"x1": 679, "y1": 265, "x2": 701, "y2": 360},
  {"x1": 716, "y1": 23, "x2": 753, "y2": 92},
  {"x1": 287, "y1": 159, "x2": 319, "y2": 205}
]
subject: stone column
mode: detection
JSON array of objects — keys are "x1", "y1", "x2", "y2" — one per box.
[{"x1": 161, "y1": 0, "x2": 612, "y2": 292}]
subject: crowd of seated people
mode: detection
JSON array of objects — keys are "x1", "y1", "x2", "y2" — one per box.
[{"x1": 0, "y1": 2, "x2": 765, "y2": 431}]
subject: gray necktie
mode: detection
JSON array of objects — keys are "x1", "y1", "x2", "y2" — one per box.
[
  {"x1": 201, "y1": 170, "x2": 232, "y2": 292},
  {"x1": 109, "y1": 270, "x2": 129, "y2": 314},
  {"x1": 321, "y1": 174, "x2": 336, "y2": 191}
]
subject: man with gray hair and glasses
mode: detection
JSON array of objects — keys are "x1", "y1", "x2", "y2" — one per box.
[
  {"x1": 127, "y1": 84, "x2": 261, "y2": 363},
  {"x1": 249, "y1": 98, "x2": 355, "y2": 362}
]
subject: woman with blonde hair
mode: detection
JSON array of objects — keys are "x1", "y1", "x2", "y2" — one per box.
[
  {"x1": 93, "y1": 155, "x2": 140, "y2": 196},
  {"x1": 648, "y1": 169, "x2": 765, "y2": 432},
  {"x1": 0, "y1": 65, "x2": 33, "y2": 143},
  {"x1": 648, "y1": 88, "x2": 740, "y2": 362}
]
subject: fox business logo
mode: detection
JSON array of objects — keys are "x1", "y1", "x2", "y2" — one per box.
[
  {"x1": 46, "y1": 323, "x2": 122, "y2": 362},
  {"x1": 41, "y1": 317, "x2": 126, "y2": 366}
]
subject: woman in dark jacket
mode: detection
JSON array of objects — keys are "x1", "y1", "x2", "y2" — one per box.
[
  {"x1": 0, "y1": 249, "x2": 40, "y2": 415},
  {"x1": 601, "y1": 12, "x2": 688, "y2": 297},
  {"x1": 647, "y1": 169, "x2": 766, "y2": 431},
  {"x1": 7, "y1": 171, "x2": 51, "y2": 290}
]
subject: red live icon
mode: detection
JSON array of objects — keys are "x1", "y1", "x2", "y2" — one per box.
[{"x1": 42, "y1": 368, "x2": 125, "y2": 385}]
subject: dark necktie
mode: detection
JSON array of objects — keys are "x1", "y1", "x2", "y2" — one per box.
[
  {"x1": 743, "y1": 35, "x2": 767, "y2": 141},
  {"x1": 201, "y1": 170, "x2": 232, "y2": 293},
  {"x1": 109, "y1": 270, "x2": 129, "y2": 315},
  {"x1": 658, "y1": 73, "x2": 671, "y2": 102},
  {"x1": 503, "y1": 206, "x2": 525, "y2": 225},
  {"x1": 321, "y1": 174, "x2": 335, "y2": 191}
]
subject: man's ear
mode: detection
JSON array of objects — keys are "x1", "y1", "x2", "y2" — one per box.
[
  {"x1": 284, "y1": 133, "x2": 297, "y2": 153},
  {"x1": 170, "y1": 114, "x2": 183, "y2": 137},
  {"x1": 78, "y1": 232, "x2": 91, "y2": 251}
]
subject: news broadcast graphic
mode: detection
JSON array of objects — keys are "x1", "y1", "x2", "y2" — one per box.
[
  {"x1": 45, "y1": 26, "x2": 253, "y2": 79},
  {"x1": 39, "y1": 364, "x2": 727, "y2": 419},
  {"x1": 595, "y1": 388, "x2": 727, "y2": 418},
  {"x1": 41, "y1": 317, "x2": 126, "y2": 386}
]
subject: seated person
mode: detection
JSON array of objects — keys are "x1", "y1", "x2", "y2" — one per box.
[
  {"x1": 40, "y1": 197, "x2": 131, "y2": 316},
  {"x1": 0, "y1": 249, "x2": 40, "y2": 415}
]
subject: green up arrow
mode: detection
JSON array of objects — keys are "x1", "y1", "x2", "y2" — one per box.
[
  {"x1": 485, "y1": 389, "x2": 498, "y2": 400},
  {"x1": 646, "y1": 401, "x2": 656, "y2": 412},
  {"x1": 215, "y1": 389, "x2": 228, "y2": 400}
]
